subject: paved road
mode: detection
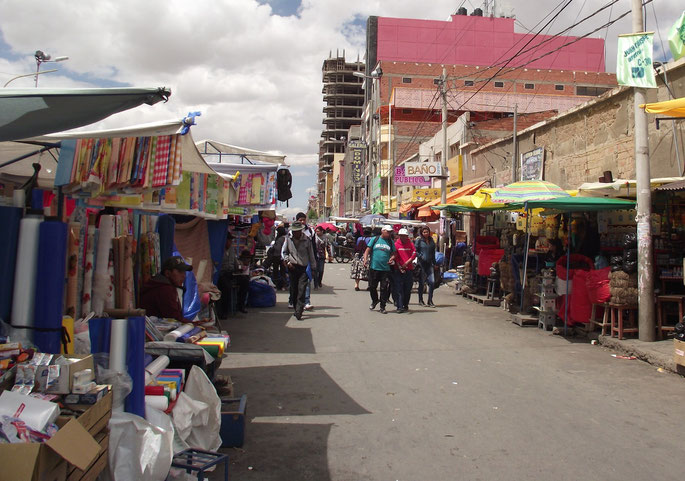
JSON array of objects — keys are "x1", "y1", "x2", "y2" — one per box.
[{"x1": 213, "y1": 264, "x2": 685, "y2": 481}]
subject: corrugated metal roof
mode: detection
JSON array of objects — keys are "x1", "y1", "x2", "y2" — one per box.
[{"x1": 656, "y1": 179, "x2": 685, "y2": 191}]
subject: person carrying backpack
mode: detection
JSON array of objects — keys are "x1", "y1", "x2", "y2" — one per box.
[{"x1": 363, "y1": 225, "x2": 396, "y2": 314}]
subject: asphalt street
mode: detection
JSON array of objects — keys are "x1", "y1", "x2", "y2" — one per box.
[{"x1": 213, "y1": 263, "x2": 685, "y2": 481}]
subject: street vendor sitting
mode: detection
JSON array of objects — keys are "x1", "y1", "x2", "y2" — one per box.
[{"x1": 139, "y1": 256, "x2": 192, "y2": 322}]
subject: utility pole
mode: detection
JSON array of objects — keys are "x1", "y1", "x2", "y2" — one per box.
[
  {"x1": 440, "y1": 67, "x2": 448, "y2": 251},
  {"x1": 512, "y1": 104, "x2": 518, "y2": 182},
  {"x1": 632, "y1": 0, "x2": 655, "y2": 341}
]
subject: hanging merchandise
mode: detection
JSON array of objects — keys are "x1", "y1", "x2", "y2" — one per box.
[
  {"x1": 65, "y1": 222, "x2": 80, "y2": 318},
  {"x1": 277, "y1": 168, "x2": 293, "y2": 203},
  {"x1": 0, "y1": 206, "x2": 22, "y2": 322},
  {"x1": 92, "y1": 214, "x2": 116, "y2": 315},
  {"x1": 10, "y1": 214, "x2": 42, "y2": 341}
]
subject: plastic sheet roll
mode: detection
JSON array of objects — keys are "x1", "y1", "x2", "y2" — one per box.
[
  {"x1": 89, "y1": 317, "x2": 112, "y2": 354},
  {"x1": 145, "y1": 385, "x2": 164, "y2": 396},
  {"x1": 64, "y1": 223, "x2": 80, "y2": 318},
  {"x1": 81, "y1": 223, "x2": 96, "y2": 316},
  {"x1": 10, "y1": 215, "x2": 42, "y2": 339},
  {"x1": 109, "y1": 319, "x2": 128, "y2": 413},
  {"x1": 196, "y1": 343, "x2": 220, "y2": 358},
  {"x1": 125, "y1": 316, "x2": 146, "y2": 417},
  {"x1": 144, "y1": 354, "x2": 170, "y2": 385},
  {"x1": 163, "y1": 323, "x2": 194, "y2": 342},
  {"x1": 33, "y1": 221, "x2": 68, "y2": 354},
  {"x1": 0, "y1": 207, "x2": 22, "y2": 322},
  {"x1": 122, "y1": 236, "x2": 134, "y2": 310},
  {"x1": 145, "y1": 395, "x2": 169, "y2": 411},
  {"x1": 92, "y1": 214, "x2": 115, "y2": 315}
]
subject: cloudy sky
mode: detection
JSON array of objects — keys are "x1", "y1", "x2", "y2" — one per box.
[{"x1": 0, "y1": 0, "x2": 681, "y2": 219}]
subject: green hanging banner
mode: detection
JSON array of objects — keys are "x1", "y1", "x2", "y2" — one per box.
[
  {"x1": 616, "y1": 32, "x2": 656, "y2": 89},
  {"x1": 669, "y1": 11, "x2": 685, "y2": 61}
]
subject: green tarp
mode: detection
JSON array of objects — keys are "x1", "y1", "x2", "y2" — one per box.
[{"x1": 520, "y1": 196, "x2": 635, "y2": 212}]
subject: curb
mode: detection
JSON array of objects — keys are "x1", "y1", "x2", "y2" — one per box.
[{"x1": 598, "y1": 335, "x2": 680, "y2": 374}]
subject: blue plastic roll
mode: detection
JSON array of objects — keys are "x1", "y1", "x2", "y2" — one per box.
[
  {"x1": 33, "y1": 221, "x2": 68, "y2": 353},
  {"x1": 176, "y1": 326, "x2": 201, "y2": 343},
  {"x1": 207, "y1": 220, "x2": 228, "y2": 284},
  {"x1": 89, "y1": 318, "x2": 112, "y2": 354},
  {"x1": 125, "y1": 316, "x2": 146, "y2": 417},
  {"x1": 0, "y1": 207, "x2": 22, "y2": 322}
]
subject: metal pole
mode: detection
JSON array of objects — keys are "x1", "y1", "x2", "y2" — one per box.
[
  {"x1": 440, "y1": 67, "x2": 448, "y2": 251},
  {"x1": 632, "y1": 0, "x2": 655, "y2": 341},
  {"x1": 564, "y1": 213, "x2": 570, "y2": 337},
  {"x1": 520, "y1": 208, "x2": 531, "y2": 313},
  {"x1": 512, "y1": 104, "x2": 518, "y2": 182},
  {"x1": 388, "y1": 100, "x2": 392, "y2": 214}
]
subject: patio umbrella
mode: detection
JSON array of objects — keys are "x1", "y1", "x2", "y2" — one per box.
[
  {"x1": 358, "y1": 214, "x2": 386, "y2": 226},
  {"x1": 316, "y1": 222, "x2": 339, "y2": 232},
  {"x1": 490, "y1": 180, "x2": 570, "y2": 204}
]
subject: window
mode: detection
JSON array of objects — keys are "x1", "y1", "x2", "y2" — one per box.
[
  {"x1": 464, "y1": 80, "x2": 474, "y2": 86},
  {"x1": 555, "y1": 84, "x2": 564, "y2": 91},
  {"x1": 494, "y1": 81, "x2": 504, "y2": 88},
  {"x1": 434, "y1": 78, "x2": 441, "y2": 85},
  {"x1": 576, "y1": 86, "x2": 611, "y2": 96},
  {"x1": 402, "y1": 77, "x2": 412, "y2": 84},
  {"x1": 524, "y1": 83, "x2": 534, "y2": 90},
  {"x1": 402, "y1": 109, "x2": 413, "y2": 114}
]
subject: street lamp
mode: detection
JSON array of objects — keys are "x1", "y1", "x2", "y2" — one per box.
[{"x1": 35, "y1": 50, "x2": 69, "y2": 87}]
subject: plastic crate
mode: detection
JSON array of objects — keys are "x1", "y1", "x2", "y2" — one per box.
[{"x1": 220, "y1": 394, "x2": 247, "y2": 448}]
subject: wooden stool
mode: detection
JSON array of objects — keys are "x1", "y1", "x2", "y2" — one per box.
[
  {"x1": 589, "y1": 303, "x2": 610, "y2": 336},
  {"x1": 609, "y1": 303, "x2": 638, "y2": 340},
  {"x1": 486, "y1": 277, "x2": 500, "y2": 300},
  {"x1": 656, "y1": 295, "x2": 685, "y2": 340}
]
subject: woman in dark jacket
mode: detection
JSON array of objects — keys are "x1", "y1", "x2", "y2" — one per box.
[{"x1": 414, "y1": 226, "x2": 436, "y2": 307}]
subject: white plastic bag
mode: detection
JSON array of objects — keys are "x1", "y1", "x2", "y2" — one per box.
[
  {"x1": 171, "y1": 365, "x2": 221, "y2": 451},
  {"x1": 108, "y1": 409, "x2": 174, "y2": 481}
]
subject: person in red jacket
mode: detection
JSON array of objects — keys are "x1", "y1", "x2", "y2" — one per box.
[{"x1": 139, "y1": 256, "x2": 192, "y2": 321}]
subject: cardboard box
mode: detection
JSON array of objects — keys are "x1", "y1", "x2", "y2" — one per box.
[
  {"x1": 35, "y1": 355, "x2": 94, "y2": 395},
  {"x1": 674, "y1": 339, "x2": 685, "y2": 367},
  {"x1": 0, "y1": 390, "x2": 112, "y2": 481}
]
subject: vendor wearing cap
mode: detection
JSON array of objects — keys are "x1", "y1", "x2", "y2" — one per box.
[{"x1": 139, "y1": 256, "x2": 192, "y2": 322}]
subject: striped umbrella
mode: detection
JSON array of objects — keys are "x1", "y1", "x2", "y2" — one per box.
[{"x1": 490, "y1": 180, "x2": 570, "y2": 204}]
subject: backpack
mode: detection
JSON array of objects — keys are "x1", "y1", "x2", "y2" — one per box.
[{"x1": 276, "y1": 169, "x2": 292, "y2": 204}]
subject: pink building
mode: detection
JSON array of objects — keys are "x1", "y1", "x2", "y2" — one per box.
[{"x1": 366, "y1": 12, "x2": 606, "y2": 74}]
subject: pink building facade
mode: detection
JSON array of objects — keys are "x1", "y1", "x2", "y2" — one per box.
[{"x1": 369, "y1": 14, "x2": 605, "y2": 73}]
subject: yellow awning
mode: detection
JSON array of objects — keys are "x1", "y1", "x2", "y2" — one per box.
[
  {"x1": 641, "y1": 97, "x2": 685, "y2": 117},
  {"x1": 417, "y1": 180, "x2": 487, "y2": 217}
]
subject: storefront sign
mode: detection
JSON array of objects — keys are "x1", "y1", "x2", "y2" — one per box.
[
  {"x1": 348, "y1": 140, "x2": 365, "y2": 186},
  {"x1": 520, "y1": 147, "x2": 544, "y2": 181},
  {"x1": 394, "y1": 165, "x2": 431, "y2": 186},
  {"x1": 411, "y1": 188, "x2": 441, "y2": 202},
  {"x1": 404, "y1": 161, "x2": 443, "y2": 177}
]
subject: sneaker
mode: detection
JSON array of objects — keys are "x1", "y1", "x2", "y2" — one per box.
[
  {"x1": 418, "y1": 300, "x2": 425, "y2": 306},
  {"x1": 304, "y1": 304, "x2": 313, "y2": 311},
  {"x1": 288, "y1": 303, "x2": 294, "y2": 309},
  {"x1": 369, "y1": 302, "x2": 378, "y2": 310},
  {"x1": 427, "y1": 302, "x2": 436, "y2": 308},
  {"x1": 396, "y1": 308, "x2": 406, "y2": 313},
  {"x1": 379, "y1": 308, "x2": 387, "y2": 314}
]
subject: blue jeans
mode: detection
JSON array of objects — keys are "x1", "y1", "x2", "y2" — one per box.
[
  {"x1": 392, "y1": 269, "x2": 414, "y2": 309},
  {"x1": 418, "y1": 263, "x2": 435, "y2": 304},
  {"x1": 315, "y1": 258, "x2": 325, "y2": 287}
]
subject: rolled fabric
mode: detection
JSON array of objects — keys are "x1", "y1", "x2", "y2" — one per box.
[
  {"x1": 11, "y1": 215, "x2": 42, "y2": 338},
  {"x1": 197, "y1": 343, "x2": 220, "y2": 358},
  {"x1": 0, "y1": 207, "x2": 22, "y2": 322},
  {"x1": 144, "y1": 385, "x2": 165, "y2": 396},
  {"x1": 122, "y1": 236, "x2": 134, "y2": 310},
  {"x1": 92, "y1": 214, "x2": 115, "y2": 314},
  {"x1": 144, "y1": 354, "x2": 170, "y2": 385},
  {"x1": 163, "y1": 323, "x2": 194, "y2": 342},
  {"x1": 145, "y1": 395, "x2": 168, "y2": 411},
  {"x1": 64, "y1": 222, "x2": 80, "y2": 318},
  {"x1": 176, "y1": 327, "x2": 201, "y2": 343},
  {"x1": 33, "y1": 221, "x2": 68, "y2": 354},
  {"x1": 81, "y1": 223, "x2": 96, "y2": 316}
]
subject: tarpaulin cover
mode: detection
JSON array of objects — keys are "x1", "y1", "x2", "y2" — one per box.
[
  {"x1": 125, "y1": 316, "x2": 146, "y2": 418},
  {"x1": 586, "y1": 267, "x2": 611, "y2": 304},
  {"x1": 33, "y1": 221, "x2": 68, "y2": 353},
  {"x1": 0, "y1": 207, "x2": 21, "y2": 322},
  {"x1": 156, "y1": 215, "x2": 176, "y2": 263},
  {"x1": 566, "y1": 270, "x2": 592, "y2": 325},
  {"x1": 478, "y1": 249, "x2": 504, "y2": 277},
  {"x1": 206, "y1": 219, "x2": 229, "y2": 284},
  {"x1": 556, "y1": 254, "x2": 594, "y2": 280},
  {"x1": 418, "y1": 180, "x2": 487, "y2": 217},
  {"x1": 641, "y1": 96, "x2": 685, "y2": 117}
]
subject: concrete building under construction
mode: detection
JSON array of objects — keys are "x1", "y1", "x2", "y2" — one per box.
[{"x1": 318, "y1": 51, "x2": 365, "y2": 218}]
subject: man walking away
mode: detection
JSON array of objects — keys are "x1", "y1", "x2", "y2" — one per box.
[
  {"x1": 363, "y1": 225, "x2": 396, "y2": 314},
  {"x1": 282, "y1": 222, "x2": 318, "y2": 320},
  {"x1": 415, "y1": 226, "x2": 437, "y2": 307},
  {"x1": 313, "y1": 226, "x2": 330, "y2": 288},
  {"x1": 393, "y1": 228, "x2": 416, "y2": 313}
]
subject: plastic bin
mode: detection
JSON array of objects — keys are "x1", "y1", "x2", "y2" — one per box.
[{"x1": 220, "y1": 394, "x2": 247, "y2": 448}]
